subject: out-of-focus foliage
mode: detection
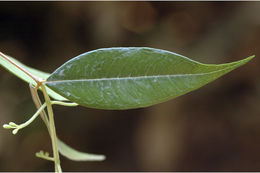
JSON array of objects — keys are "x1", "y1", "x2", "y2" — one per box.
[{"x1": 0, "y1": 2, "x2": 259, "y2": 171}]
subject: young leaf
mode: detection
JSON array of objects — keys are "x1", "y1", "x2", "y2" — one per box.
[
  {"x1": 57, "y1": 138, "x2": 105, "y2": 161},
  {"x1": 0, "y1": 54, "x2": 67, "y2": 101},
  {"x1": 45, "y1": 47, "x2": 254, "y2": 110}
]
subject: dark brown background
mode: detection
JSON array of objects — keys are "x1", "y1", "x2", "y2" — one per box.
[{"x1": 0, "y1": 2, "x2": 259, "y2": 171}]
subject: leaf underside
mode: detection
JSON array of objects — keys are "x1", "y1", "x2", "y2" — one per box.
[{"x1": 46, "y1": 47, "x2": 254, "y2": 110}]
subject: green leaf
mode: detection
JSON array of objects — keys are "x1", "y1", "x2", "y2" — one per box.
[
  {"x1": 45, "y1": 47, "x2": 254, "y2": 110},
  {"x1": 0, "y1": 54, "x2": 67, "y2": 101},
  {"x1": 57, "y1": 138, "x2": 105, "y2": 161}
]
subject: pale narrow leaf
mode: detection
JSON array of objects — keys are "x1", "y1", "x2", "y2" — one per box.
[
  {"x1": 57, "y1": 138, "x2": 105, "y2": 161},
  {"x1": 0, "y1": 54, "x2": 67, "y2": 101}
]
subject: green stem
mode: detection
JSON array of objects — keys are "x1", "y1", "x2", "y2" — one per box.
[
  {"x1": 3, "y1": 99, "x2": 77, "y2": 135},
  {"x1": 41, "y1": 84, "x2": 62, "y2": 173},
  {"x1": 17, "y1": 102, "x2": 46, "y2": 130},
  {"x1": 3, "y1": 101, "x2": 47, "y2": 134}
]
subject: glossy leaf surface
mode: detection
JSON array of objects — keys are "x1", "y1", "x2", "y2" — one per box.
[
  {"x1": 57, "y1": 138, "x2": 105, "y2": 161},
  {"x1": 0, "y1": 54, "x2": 67, "y2": 101},
  {"x1": 46, "y1": 47, "x2": 254, "y2": 110}
]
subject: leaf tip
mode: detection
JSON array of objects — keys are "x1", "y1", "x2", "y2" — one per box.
[
  {"x1": 232, "y1": 55, "x2": 255, "y2": 67},
  {"x1": 245, "y1": 55, "x2": 255, "y2": 62},
  {"x1": 97, "y1": 155, "x2": 106, "y2": 161}
]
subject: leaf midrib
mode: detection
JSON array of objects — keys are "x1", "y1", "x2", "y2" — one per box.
[{"x1": 46, "y1": 63, "x2": 238, "y2": 84}]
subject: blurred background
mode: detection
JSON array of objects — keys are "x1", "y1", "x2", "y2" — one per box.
[{"x1": 0, "y1": 1, "x2": 259, "y2": 171}]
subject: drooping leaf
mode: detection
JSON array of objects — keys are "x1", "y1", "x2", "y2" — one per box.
[
  {"x1": 45, "y1": 47, "x2": 254, "y2": 110},
  {"x1": 0, "y1": 54, "x2": 67, "y2": 101},
  {"x1": 57, "y1": 138, "x2": 105, "y2": 161}
]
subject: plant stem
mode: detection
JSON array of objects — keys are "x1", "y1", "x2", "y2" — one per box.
[
  {"x1": 4, "y1": 103, "x2": 47, "y2": 135},
  {"x1": 41, "y1": 84, "x2": 62, "y2": 173},
  {"x1": 18, "y1": 102, "x2": 46, "y2": 127}
]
